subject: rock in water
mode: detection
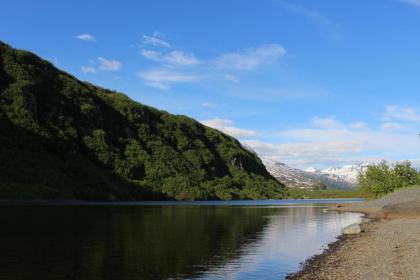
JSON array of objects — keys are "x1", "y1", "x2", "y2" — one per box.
[{"x1": 342, "y1": 223, "x2": 362, "y2": 234}]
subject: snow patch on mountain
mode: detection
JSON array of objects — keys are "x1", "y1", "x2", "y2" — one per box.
[
  {"x1": 306, "y1": 163, "x2": 371, "y2": 185},
  {"x1": 262, "y1": 158, "x2": 355, "y2": 189},
  {"x1": 305, "y1": 167, "x2": 320, "y2": 173}
]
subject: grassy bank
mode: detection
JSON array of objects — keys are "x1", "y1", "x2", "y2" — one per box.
[{"x1": 286, "y1": 188, "x2": 363, "y2": 199}]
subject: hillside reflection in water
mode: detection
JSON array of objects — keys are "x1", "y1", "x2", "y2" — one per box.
[{"x1": 0, "y1": 201, "x2": 362, "y2": 280}]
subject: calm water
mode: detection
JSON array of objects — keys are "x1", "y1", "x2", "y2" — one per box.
[{"x1": 0, "y1": 200, "x2": 363, "y2": 280}]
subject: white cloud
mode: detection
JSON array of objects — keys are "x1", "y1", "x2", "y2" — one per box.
[
  {"x1": 383, "y1": 105, "x2": 420, "y2": 122},
  {"x1": 75, "y1": 34, "x2": 96, "y2": 42},
  {"x1": 350, "y1": 121, "x2": 369, "y2": 130},
  {"x1": 138, "y1": 41, "x2": 286, "y2": 89},
  {"x1": 243, "y1": 109, "x2": 420, "y2": 168},
  {"x1": 164, "y1": 51, "x2": 198, "y2": 66},
  {"x1": 201, "y1": 118, "x2": 257, "y2": 138},
  {"x1": 312, "y1": 117, "x2": 341, "y2": 128},
  {"x1": 137, "y1": 69, "x2": 198, "y2": 90},
  {"x1": 381, "y1": 122, "x2": 406, "y2": 131},
  {"x1": 400, "y1": 0, "x2": 420, "y2": 7},
  {"x1": 98, "y1": 57, "x2": 122, "y2": 71},
  {"x1": 278, "y1": 1, "x2": 341, "y2": 38},
  {"x1": 244, "y1": 139, "x2": 364, "y2": 167},
  {"x1": 80, "y1": 66, "x2": 96, "y2": 74},
  {"x1": 214, "y1": 44, "x2": 286, "y2": 70},
  {"x1": 143, "y1": 32, "x2": 171, "y2": 48},
  {"x1": 141, "y1": 49, "x2": 199, "y2": 66},
  {"x1": 224, "y1": 74, "x2": 240, "y2": 83},
  {"x1": 140, "y1": 49, "x2": 162, "y2": 61},
  {"x1": 137, "y1": 69, "x2": 197, "y2": 82},
  {"x1": 145, "y1": 82, "x2": 170, "y2": 91},
  {"x1": 245, "y1": 126, "x2": 420, "y2": 168},
  {"x1": 201, "y1": 102, "x2": 215, "y2": 108}
]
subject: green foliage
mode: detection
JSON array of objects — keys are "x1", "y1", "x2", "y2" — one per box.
[
  {"x1": 0, "y1": 41, "x2": 285, "y2": 200},
  {"x1": 312, "y1": 181, "x2": 327, "y2": 191},
  {"x1": 358, "y1": 160, "x2": 420, "y2": 198}
]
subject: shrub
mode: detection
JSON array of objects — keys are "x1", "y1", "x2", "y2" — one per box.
[{"x1": 358, "y1": 161, "x2": 419, "y2": 198}]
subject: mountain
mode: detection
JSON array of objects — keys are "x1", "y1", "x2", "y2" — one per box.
[
  {"x1": 0, "y1": 41, "x2": 285, "y2": 200},
  {"x1": 262, "y1": 158, "x2": 354, "y2": 188},
  {"x1": 305, "y1": 167, "x2": 319, "y2": 173},
  {"x1": 306, "y1": 163, "x2": 371, "y2": 185}
]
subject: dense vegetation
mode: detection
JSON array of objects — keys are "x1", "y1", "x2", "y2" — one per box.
[
  {"x1": 0, "y1": 41, "x2": 285, "y2": 200},
  {"x1": 358, "y1": 161, "x2": 420, "y2": 198}
]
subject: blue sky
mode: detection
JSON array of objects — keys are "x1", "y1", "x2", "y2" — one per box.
[{"x1": 3, "y1": 0, "x2": 420, "y2": 168}]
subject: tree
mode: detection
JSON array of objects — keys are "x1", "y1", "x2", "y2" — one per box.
[{"x1": 358, "y1": 161, "x2": 420, "y2": 198}]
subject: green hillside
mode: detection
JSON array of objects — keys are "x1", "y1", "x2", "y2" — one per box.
[{"x1": 0, "y1": 41, "x2": 285, "y2": 200}]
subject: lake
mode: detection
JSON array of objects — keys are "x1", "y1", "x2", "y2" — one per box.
[{"x1": 0, "y1": 199, "x2": 363, "y2": 280}]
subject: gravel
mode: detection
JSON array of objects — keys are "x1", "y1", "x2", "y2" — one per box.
[{"x1": 287, "y1": 186, "x2": 420, "y2": 279}]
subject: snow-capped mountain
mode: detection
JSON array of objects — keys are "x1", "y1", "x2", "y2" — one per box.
[
  {"x1": 305, "y1": 167, "x2": 320, "y2": 173},
  {"x1": 306, "y1": 163, "x2": 371, "y2": 185},
  {"x1": 262, "y1": 158, "x2": 354, "y2": 189}
]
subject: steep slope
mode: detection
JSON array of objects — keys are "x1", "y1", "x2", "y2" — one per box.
[
  {"x1": 0, "y1": 41, "x2": 285, "y2": 200},
  {"x1": 262, "y1": 158, "x2": 353, "y2": 188}
]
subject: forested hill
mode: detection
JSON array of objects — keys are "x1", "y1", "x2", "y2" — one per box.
[{"x1": 0, "y1": 41, "x2": 285, "y2": 201}]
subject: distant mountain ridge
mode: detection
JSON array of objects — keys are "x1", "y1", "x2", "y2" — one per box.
[
  {"x1": 305, "y1": 163, "x2": 371, "y2": 185},
  {"x1": 262, "y1": 158, "x2": 370, "y2": 188}
]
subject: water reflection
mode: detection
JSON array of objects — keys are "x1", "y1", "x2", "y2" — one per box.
[
  {"x1": 0, "y1": 203, "x2": 362, "y2": 280},
  {"x1": 198, "y1": 207, "x2": 361, "y2": 279}
]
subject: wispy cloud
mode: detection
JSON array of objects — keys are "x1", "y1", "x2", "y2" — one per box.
[
  {"x1": 222, "y1": 86, "x2": 326, "y2": 103},
  {"x1": 245, "y1": 126, "x2": 419, "y2": 168},
  {"x1": 224, "y1": 74, "x2": 240, "y2": 83},
  {"x1": 98, "y1": 57, "x2": 122, "y2": 71},
  {"x1": 201, "y1": 118, "x2": 257, "y2": 138},
  {"x1": 312, "y1": 117, "x2": 341, "y2": 129},
  {"x1": 140, "y1": 50, "x2": 162, "y2": 60},
  {"x1": 213, "y1": 44, "x2": 286, "y2": 70},
  {"x1": 75, "y1": 34, "x2": 96, "y2": 42},
  {"x1": 164, "y1": 51, "x2": 199, "y2": 66},
  {"x1": 243, "y1": 107, "x2": 420, "y2": 168},
  {"x1": 349, "y1": 121, "x2": 369, "y2": 130},
  {"x1": 80, "y1": 66, "x2": 96, "y2": 74},
  {"x1": 383, "y1": 105, "x2": 420, "y2": 122},
  {"x1": 277, "y1": 1, "x2": 341, "y2": 38},
  {"x1": 381, "y1": 122, "x2": 406, "y2": 131},
  {"x1": 137, "y1": 69, "x2": 198, "y2": 90},
  {"x1": 143, "y1": 32, "x2": 171, "y2": 48},
  {"x1": 141, "y1": 49, "x2": 199, "y2": 66},
  {"x1": 144, "y1": 82, "x2": 171, "y2": 91},
  {"x1": 399, "y1": 0, "x2": 420, "y2": 7},
  {"x1": 138, "y1": 33, "x2": 285, "y2": 90},
  {"x1": 245, "y1": 138, "x2": 365, "y2": 167},
  {"x1": 201, "y1": 102, "x2": 215, "y2": 108}
]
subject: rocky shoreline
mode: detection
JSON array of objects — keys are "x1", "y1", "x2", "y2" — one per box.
[
  {"x1": 286, "y1": 233, "x2": 361, "y2": 279},
  {"x1": 287, "y1": 186, "x2": 420, "y2": 279}
]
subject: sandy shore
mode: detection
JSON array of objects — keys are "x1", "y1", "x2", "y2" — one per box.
[{"x1": 287, "y1": 186, "x2": 420, "y2": 280}]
